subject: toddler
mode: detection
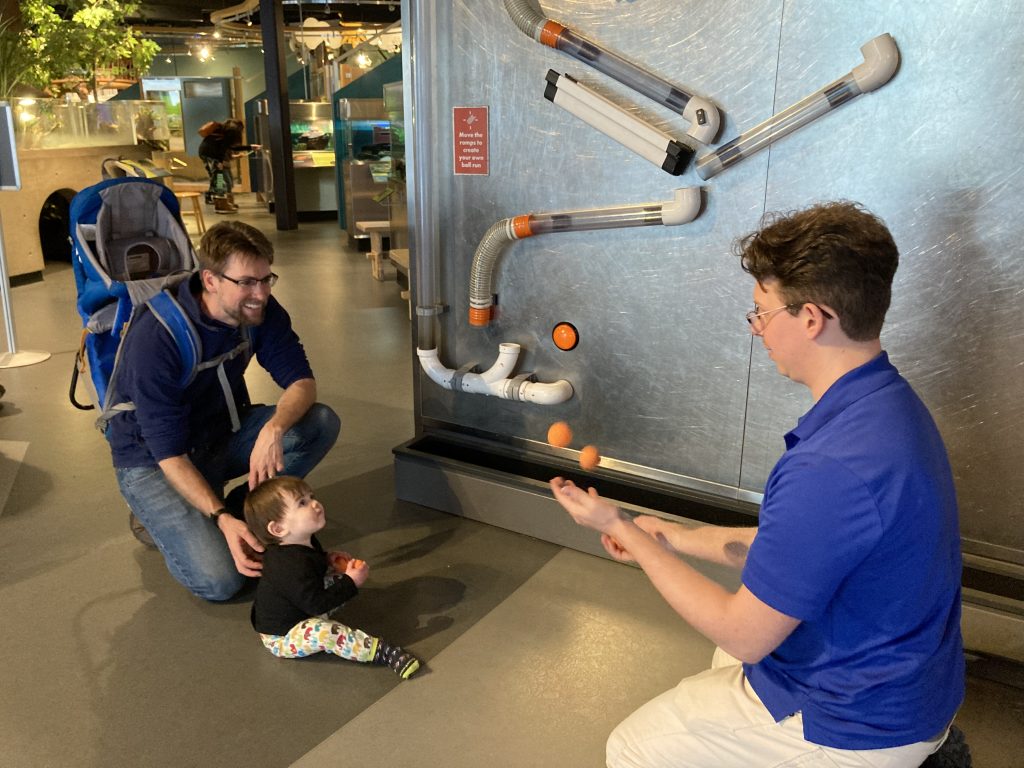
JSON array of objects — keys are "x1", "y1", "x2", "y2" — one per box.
[{"x1": 244, "y1": 476, "x2": 420, "y2": 679}]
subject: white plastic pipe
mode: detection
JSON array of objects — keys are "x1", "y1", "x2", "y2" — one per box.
[
  {"x1": 696, "y1": 33, "x2": 899, "y2": 180},
  {"x1": 418, "y1": 345, "x2": 574, "y2": 405},
  {"x1": 545, "y1": 71, "x2": 692, "y2": 175}
]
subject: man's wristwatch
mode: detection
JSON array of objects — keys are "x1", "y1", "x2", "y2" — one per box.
[{"x1": 209, "y1": 507, "x2": 230, "y2": 522}]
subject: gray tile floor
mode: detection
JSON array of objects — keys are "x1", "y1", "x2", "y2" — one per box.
[{"x1": 0, "y1": 196, "x2": 1020, "y2": 767}]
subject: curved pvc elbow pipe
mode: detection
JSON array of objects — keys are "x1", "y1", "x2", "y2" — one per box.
[
  {"x1": 683, "y1": 96, "x2": 720, "y2": 145},
  {"x1": 517, "y1": 377, "x2": 575, "y2": 405},
  {"x1": 417, "y1": 345, "x2": 574, "y2": 405},
  {"x1": 852, "y1": 33, "x2": 899, "y2": 92},
  {"x1": 660, "y1": 188, "x2": 702, "y2": 226},
  {"x1": 468, "y1": 189, "x2": 702, "y2": 326}
]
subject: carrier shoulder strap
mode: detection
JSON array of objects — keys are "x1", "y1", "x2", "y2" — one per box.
[
  {"x1": 147, "y1": 290, "x2": 253, "y2": 432},
  {"x1": 97, "y1": 285, "x2": 254, "y2": 433}
]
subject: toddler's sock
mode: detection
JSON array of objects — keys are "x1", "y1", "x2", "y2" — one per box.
[{"x1": 373, "y1": 640, "x2": 420, "y2": 679}]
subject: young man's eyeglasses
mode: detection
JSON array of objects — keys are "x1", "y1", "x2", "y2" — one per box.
[
  {"x1": 218, "y1": 272, "x2": 279, "y2": 290},
  {"x1": 746, "y1": 303, "x2": 833, "y2": 334}
]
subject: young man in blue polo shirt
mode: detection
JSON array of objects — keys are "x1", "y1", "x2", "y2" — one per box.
[
  {"x1": 550, "y1": 202, "x2": 964, "y2": 767},
  {"x1": 108, "y1": 221, "x2": 340, "y2": 602}
]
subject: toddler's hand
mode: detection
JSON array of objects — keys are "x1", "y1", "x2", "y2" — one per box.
[
  {"x1": 345, "y1": 558, "x2": 369, "y2": 587},
  {"x1": 328, "y1": 551, "x2": 352, "y2": 573}
]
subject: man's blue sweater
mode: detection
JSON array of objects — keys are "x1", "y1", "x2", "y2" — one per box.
[{"x1": 106, "y1": 273, "x2": 313, "y2": 467}]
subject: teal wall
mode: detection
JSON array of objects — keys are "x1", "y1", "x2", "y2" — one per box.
[{"x1": 334, "y1": 55, "x2": 402, "y2": 100}]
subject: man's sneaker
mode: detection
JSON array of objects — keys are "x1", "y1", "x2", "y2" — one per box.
[
  {"x1": 921, "y1": 726, "x2": 971, "y2": 767},
  {"x1": 374, "y1": 641, "x2": 420, "y2": 679},
  {"x1": 128, "y1": 511, "x2": 157, "y2": 549}
]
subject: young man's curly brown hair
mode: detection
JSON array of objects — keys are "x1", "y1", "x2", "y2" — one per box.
[{"x1": 737, "y1": 201, "x2": 899, "y2": 341}]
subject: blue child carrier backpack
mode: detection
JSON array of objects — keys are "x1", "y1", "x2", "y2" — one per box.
[{"x1": 69, "y1": 177, "x2": 251, "y2": 430}]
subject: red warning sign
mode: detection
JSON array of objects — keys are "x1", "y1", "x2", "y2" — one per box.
[{"x1": 453, "y1": 106, "x2": 489, "y2": 176}]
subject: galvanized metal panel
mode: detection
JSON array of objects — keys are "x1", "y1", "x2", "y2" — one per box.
[
  {"x1": 405, "y1": 0, "x2": 1024, "y2": 566},
  {"x1": 741, "y1": 1, "x2": 1024, "y2": 562},
  {"x1": 413, "y1": 0, "x2": 782, "y2": 489}
]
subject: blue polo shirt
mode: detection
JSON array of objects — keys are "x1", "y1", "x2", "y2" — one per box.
[
  {"x1": 106, "y1": 273, "x2": 314, "y2": 467},
  {"x1": 742, "y1": 352, "x2": 964, "y2": 749}
]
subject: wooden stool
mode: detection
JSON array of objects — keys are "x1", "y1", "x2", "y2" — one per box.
[
  {"x1": 356, "y1": 220, "x2": 393, "y2": 280},
  {"x1": 174, "y1": 191, "x2": 206, "y2": 234}
]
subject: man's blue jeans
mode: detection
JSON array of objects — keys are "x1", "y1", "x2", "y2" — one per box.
[{"x1": 116, "y1": 403, "x2": 340, "y2": 601}]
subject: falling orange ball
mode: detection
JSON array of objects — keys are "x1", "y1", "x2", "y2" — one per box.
[
  {"x1": 579, "y1": 444, "x2": 601, "y2": 471},
  {"x1": 547, "y1": 421, "x2": 573, "y2": 448}
]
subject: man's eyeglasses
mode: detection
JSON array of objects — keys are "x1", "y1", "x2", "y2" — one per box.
[
  {"x1": 218, "y1": 272, "x2": 278, "y2": 290},
  {"x1": 745, "y1": 303, "x2": 833, "y2": 334}
]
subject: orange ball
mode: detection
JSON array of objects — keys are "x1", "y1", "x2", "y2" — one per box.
[
  {"x1": 547, "y1": 421, "x2": 573, "y2": 448},
  {"x1": 579, "y1": 444, "x2": 601, "y2": 471},
  {"x1": 552, "y1": 322, "x2": 579, "y2": 351}
]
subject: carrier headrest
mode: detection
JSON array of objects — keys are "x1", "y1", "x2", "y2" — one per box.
[
  {"x1": 95, "y1": 182, "x2": 196, "y2": 282},
  {"x1": 103, "y1": 236, "x2": 179, "y2": 282}
]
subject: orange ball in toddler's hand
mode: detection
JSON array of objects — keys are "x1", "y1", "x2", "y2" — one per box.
[
  {"x1": 547, "y1": 421, "x2": 573, "y2": 448},
  {"x1": 579, "y1": 445, "x2": 601, "y2": 471},
  {"x1": 329, "y1": 553, "x2": 349, "y2": 571}
]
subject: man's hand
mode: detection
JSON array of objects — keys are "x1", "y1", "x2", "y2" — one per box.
[
  {"x1": 218, "y1": 514, "x2": 265, "y2": 576},
  {"x1": 248, "y1": 422, "x2": 285, "y2": 489},
  {"x1": 247, "y1": 379, "x2": 318, "y2": 490},
  {"x1": 550, "y1": 477, "x2": 625, "y2": 532},
  {"x1": 633, "y1": 516, "x2": 678, "y2": 553},
  {"x1": 600, "y1": 533, "x2": 636, "y2": 562}
]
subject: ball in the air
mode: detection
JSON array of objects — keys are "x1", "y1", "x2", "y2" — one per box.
[
  {"x1": 579, "y1": 445, "x2": 601, "y2": 471},
  {"x1": 547, "y1": 421, "x2": 573, "y2": 448}
]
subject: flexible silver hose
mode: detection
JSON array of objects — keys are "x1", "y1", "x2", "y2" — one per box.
[
  {"x1": 503, "y1": 0, "x2": 546, "y2": 41},
  {"x1": 469, "y1": 219, "x2": 516, "y2": 310}
]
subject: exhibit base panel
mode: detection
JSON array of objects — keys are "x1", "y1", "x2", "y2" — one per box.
[
  {"x1": 394, "y1": 443, "x2": 609, "y2": 561},
  {"x1": 394, "y1": 434, "x2": 1024, "y2": 664}
]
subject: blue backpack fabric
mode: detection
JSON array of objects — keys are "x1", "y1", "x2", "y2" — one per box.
[{"x1": 69, "y1": 177, "x2": 251, "y2": 430}]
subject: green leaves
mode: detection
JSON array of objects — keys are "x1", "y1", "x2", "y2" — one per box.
[
  {"x1": 15, "y1": 0, "x2": 159, "y2": 98},
  {"x1": 0, "y1": 14, "x2": 36, "y2": 98}
]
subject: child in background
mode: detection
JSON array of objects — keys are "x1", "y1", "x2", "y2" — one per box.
[{"x1": 244, "y1": 476, "x2": 420, "y2": 679}]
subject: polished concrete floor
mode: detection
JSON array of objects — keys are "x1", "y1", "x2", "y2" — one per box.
[{"x1": 0, "y1": 196, "x2": 1021, "y2": 767}]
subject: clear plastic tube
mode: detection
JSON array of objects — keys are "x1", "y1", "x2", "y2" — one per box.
[
  {"x1": 696, "y1": 33, "x2": 899, "y2": 180},
  {"x1": 555, "y1": 26, "x2": 692, "y2": 114},
  {"x1": 696, "y1": 76, "x2": 860, "y2": 179},
  {"x1": 502, "y1": 0, "x2": 719, "y2": 143},
  {"x1": 468, "y1": 189, "x2": 701, "y2": 326},
  {"x1": 528, "y1": 205, "x2": 663, "y2": 235}
]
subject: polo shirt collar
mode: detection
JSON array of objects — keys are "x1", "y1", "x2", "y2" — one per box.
[{"x1": 784, "y1": 351, "x2": 897, "y2": 449}]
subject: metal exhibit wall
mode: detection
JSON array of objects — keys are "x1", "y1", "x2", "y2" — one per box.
[{"x1": 401, "y1": 1, "x2": 1024, "y2": 576}]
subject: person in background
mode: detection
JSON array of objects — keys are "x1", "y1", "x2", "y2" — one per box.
[
  {"x1": 198, "y1": 118, "x2": 259, "y2": 214},
  {"x1": 107, "y1": 221, "x2": 340, "y2": 602},
  {"x1": 550, "y1": 201, "x2": 965, "y2": 768},
  {"x1": 245, "y1": 475, "x2": 421, "y2": 679}
]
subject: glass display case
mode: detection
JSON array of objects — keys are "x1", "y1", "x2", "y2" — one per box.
[
  {"x1": 336, "y1": 97, "x2": 392, "y2": 243},
  {"x1": 11, "y1": 99, "x2": 170, "y2": 151},
  {"x1": 257, "y1": 100, "x2": 337, "y2": 214},
  {"x1": 382, "y1": 80, "x2": 407, "y2": 253}
]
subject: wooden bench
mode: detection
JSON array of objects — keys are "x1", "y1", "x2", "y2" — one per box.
[{"x1": 355, "y1": 220, "x2": 393, "y2": 281}]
